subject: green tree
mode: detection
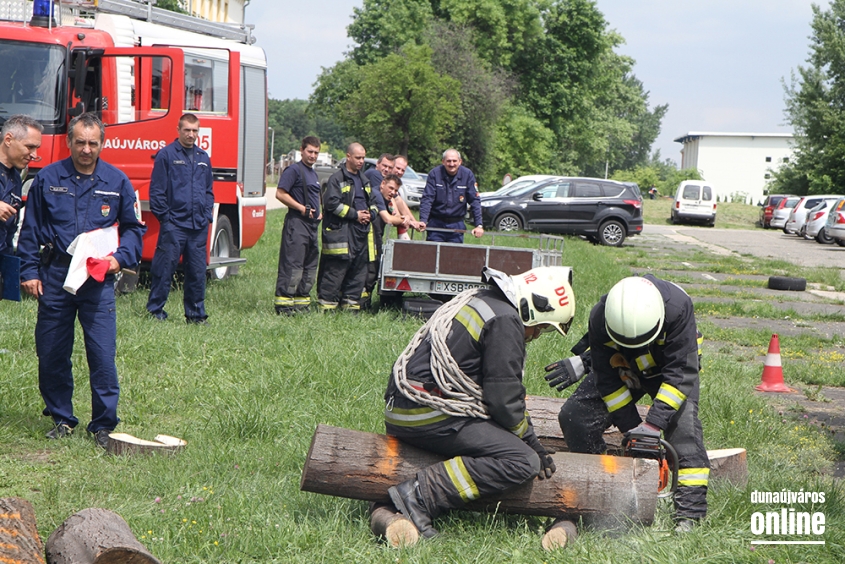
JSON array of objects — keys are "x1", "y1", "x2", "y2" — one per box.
[
  {"x1": 778, "y1": 0, "x2": 845, "y2": 195},
  {"x1": 427, "y1": 21, "x2": 513, "y2": 185},
  {"x1": 156, "y1": 0, "x2": 187, "y2": 14},
  {"x1": 333, "y1": 44, "x2": 461, "y2": 167},
  {"x1": 491, "y1": 103, "x2": 556, "y2": 184},
  {"x1": 347, "y1": 0, "x2": 434, "y2": 65}
]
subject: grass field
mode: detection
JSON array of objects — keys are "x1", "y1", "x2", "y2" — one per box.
[{"x1": 1, "y1": 208, "x2": 844, "y2": 563}]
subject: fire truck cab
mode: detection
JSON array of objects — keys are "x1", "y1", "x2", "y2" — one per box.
[{"x1": 2, "y1": 0, "x2": 268, "y2": 279}]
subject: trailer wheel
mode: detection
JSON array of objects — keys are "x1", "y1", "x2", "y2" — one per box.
[
  {"x1": 767, "y1": 276, "x2": 806, "y2": 292},
  {"x1": 209, "y1": 215, "x2": 235, "y2": 280},
  {"x1": 598, "y1": 220, "x2": 626, "y2": 247},
  {"x1": 495, "y1": 213, "x2": 522, "y2": 232}
]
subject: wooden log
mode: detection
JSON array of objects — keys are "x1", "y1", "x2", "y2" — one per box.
[
  {"x1": 368, "y1": 504, "x2": 419, "y2": 548},
  {"x1": 0, "y1": 497, "x2": 45, "y2": 564},
  {"x1": 301, "y1": 424, "x2": 659, "y2": 524},
  {"x1": 45, "y1": 508, "x2": 160, "y2": 564},
  {"x1": 541, "y1": 519, "x2": 578, "y2": 552},
  {"x1": 525, "y1": 395, "x2": 748, "y2": 486},
  {"x1": 106, "y1": 433, "x2": 186, "y2": 456}
]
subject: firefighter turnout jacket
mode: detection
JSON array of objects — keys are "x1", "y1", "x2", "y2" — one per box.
[{"x1": 321, "y1": 166, "x2": 380, "y2": 260}]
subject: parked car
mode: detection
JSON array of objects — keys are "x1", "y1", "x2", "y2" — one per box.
[
  {"x1": 770, "y1": 196, "x2": 800, "y2": 230},
  {"x1": 671, "y1": 180, "x2": 716, "y2": 226},
  {"x1": 824, "y1": 198, "x2": 845, "y2": 247},
  {"x1": 784, "y1": 195, "x2": 843, "y2": 236},
  {"x1": 482, "y1": 175, "x2": 558, "y2": 199},
  {"x1": 758, "y1": 194, "x2": 791, "y2": 228},
  {"x1": 480, "y1": 176, "x2": 643, "y2": 246},
  {"x1": 803, "y1": 200, "x2": 837, "y2": 243}
]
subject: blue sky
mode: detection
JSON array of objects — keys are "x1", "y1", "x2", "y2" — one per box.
[{"x1": 246, "y1": 0, "x2": 818, "y2": 164}]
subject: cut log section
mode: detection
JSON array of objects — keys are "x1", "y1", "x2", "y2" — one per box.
[
  {"x1": 0, "y1": 497, "x2": 45, "y2": 564},
  {"x1": 369, "y1": 504, "x2": 419, "y2": 548},
  {"x1": 301, "y1": 424, "x2": 659, "y2": 524},
  {"x1": 525, "y1": 395, "x2": 748, "y2": 486},
  {"x1": 45, "y1": 508, "x2": 160, "y2": 564},
  {"x1": 541, "y1": 519, "x2": 578, "y2": 552},
  {"x1": 107, "y1": 433, "x2": 186, "y2": 456}
]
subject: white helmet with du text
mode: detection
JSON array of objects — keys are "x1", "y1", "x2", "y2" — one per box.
[{"x1": 483, "y1": 266, "x2": 575, "y2": 336}]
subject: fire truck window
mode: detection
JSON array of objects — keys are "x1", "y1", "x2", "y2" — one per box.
[
  {"x1": 100, "y1": 55, "x2": 172, "y2": 125},
  {"x1": 184, "y1": 55, "x2": 228, "y2": 113},
  {"x1": 0, "y1": 40, "x2": 63, "y2": 122}
]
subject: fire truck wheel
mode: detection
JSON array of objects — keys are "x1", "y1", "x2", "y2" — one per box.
[{"x1": 209, "y1": 215, "x2": 235, "y2": 280}]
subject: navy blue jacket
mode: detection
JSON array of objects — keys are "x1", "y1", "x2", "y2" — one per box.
[
  {"x1": 18, "y1": 157, "x2": 146, "y2": 281},
  {"x1": 149, "y1": 140, "x2": 213, "y2": 230},
  {"x1": 419, "y1": 164, "x2": 482, "y2": 227},
  {"x1": 0, "y1": 162, "x2": 22, "y2": 254}
]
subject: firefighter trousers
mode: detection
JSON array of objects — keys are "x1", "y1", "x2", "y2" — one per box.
[
  {"x1": 146, "y1": 222, "x2": 208, "y2": 321},
  {"x1": 316, "y1": 227, "x2": 368, "y2": 309},
  {"x1": 274, "y1": 213, "x2": 319, "y2": 313},
  {"x1": 36, "y1": 263, "x2": 120, "y2": 433},
  {"x1": 387, "y1": 419, "x2": 540, "y2": 517},
  {"x1": 558, "y1": 372, "x2": 709, "y2": 521}
]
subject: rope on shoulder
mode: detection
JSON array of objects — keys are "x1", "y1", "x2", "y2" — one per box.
[{"x1": 392, "y1": 288, "x2": 490, "y2": 419}]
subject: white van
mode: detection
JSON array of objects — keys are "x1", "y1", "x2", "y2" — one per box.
[{"x1": 671, "y1": 180, "x2": 717, "y2": 226}]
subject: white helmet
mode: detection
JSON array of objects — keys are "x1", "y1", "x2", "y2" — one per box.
[
  {"x1": 484, "y1": 266, "x2": 575, "y2": 336},
  {"x1": 604, "y1": 276, "x2": 665, "y2": 348}
]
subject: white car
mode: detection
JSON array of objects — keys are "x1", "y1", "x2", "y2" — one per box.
[
  {"x1": 397, "y1": 165, "x2": 426, "y2": 209},
  {"x1": 770, "y1": 196, "x2": 800, "y2": 229},
  {"x1": 824, "y1": 198, "x2": 845, "y2": 247},
  {"x1": 784, "y1": 195, "x2": 842, "y2": 235},
  {"x1": 803, "y1": 201, "x2": 836, "y2": 243},
  {"x1": 482, "y1": 175, "x2": 558, "y2": 199}
]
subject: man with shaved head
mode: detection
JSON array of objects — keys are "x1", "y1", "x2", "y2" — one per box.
[
  {"x1": 317, "y1": 142, "x2": 384, "y2": 311},
  {"x1": 418, "y1": 149, "x2": 483, "y2": 243}
]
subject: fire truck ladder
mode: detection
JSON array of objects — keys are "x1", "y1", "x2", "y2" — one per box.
[{"x1": 88, "y1": 0, "x2": 255, "y2": 44}]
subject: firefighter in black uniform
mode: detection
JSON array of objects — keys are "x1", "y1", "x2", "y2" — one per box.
[
  {"x1": 553, "y1": 275, "x2": 709, "y2": 532},
  {"x1": 316, "y1": 143, "x2": 384, "y2": 311},
  {"x1": 384, "y1": 266, "x2": 576, "y2": 538},
  {"x1": 274, "y1": 136, "x2": 322, "y2": 315}
]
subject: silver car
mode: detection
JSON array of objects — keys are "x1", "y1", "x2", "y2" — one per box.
[
  {"x1": 803, "y1": 200, "x2": 836, "y2": 243},
  {"x1": 770, "y1": 196, "x2": 800, "y2": 229},
  {"x1": 825, "y1": 198, "x2": 845, "y2": 247},
  {"x1": 397, "y1": 165, "x2": 426, "y2": 209}
]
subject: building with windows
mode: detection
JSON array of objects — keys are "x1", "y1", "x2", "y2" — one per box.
[
  {"x1": 181, "y1": 0, "x2": 245, "y2": 24},
  {"x1": 673, "y1": 132, "x2": 794, "y2": 204}
]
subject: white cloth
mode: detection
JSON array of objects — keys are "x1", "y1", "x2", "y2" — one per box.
[{"x1": 63, "y1": 225, "x2": 119, "y2": 294}]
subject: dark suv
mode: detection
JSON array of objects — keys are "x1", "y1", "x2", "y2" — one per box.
[{"x1": 479, "y1": 177, "x2": 643, "y2": 246}]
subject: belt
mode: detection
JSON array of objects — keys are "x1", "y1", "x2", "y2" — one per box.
[
  {"x1": 431, "y1": 215, "x2": 466, "y2": 223},
  {"x1": 53, "y1": 253, "x2": 72, "y2": 267}
]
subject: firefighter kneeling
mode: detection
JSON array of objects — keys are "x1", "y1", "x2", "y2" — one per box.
[
  {"x1": 553, "y1": 275, "x2": 709, "y2": 533},
  {"x1": 383, "y1": 266, "x2": 575, "y2": 538}
]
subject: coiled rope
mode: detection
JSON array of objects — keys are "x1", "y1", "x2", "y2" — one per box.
[{"x1": 391, "y1": 289, "x2": 490, "y2": 419}]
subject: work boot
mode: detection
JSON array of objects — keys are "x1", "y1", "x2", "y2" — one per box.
[
  {"x1": 673, "y1": 518, "x2": 697, "y2": 534},
  {"x1": 388, "y1": 479, "x2": 438, "y2": 539},
  {"x1": 46, "y1": 423, "x2": 74, "y2": 440}
]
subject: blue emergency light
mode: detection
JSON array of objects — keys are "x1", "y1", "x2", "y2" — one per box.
[{"x1": 31, "y1": 0, "x2": 57, "y2": 27}]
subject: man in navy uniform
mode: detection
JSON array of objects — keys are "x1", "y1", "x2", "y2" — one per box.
[
  {"x1": 19, "y1": 113, "x2": 145, "y2": 448},
  {"x1": 273, "y1": 136, "x2": 322, "y2": 315},
  {"x1": 418, "y1": 149, "x2": 483, "y2": 243},
  {"x1": 146, "y1": 113, "x2": 214, "y2": 324},
  {"x1": 0, "y1": 115, "x2": 42, "y2": 256}
]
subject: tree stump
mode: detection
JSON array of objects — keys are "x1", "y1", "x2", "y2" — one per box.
[
  {"x1": 541, "y1": 518, "x2": 578, "y2": 551},
  {"x1": 301, "y1": 424, "x2": 659, "y2": 524},
  {"x1": 45, "y1": 508, "x2": 160, "y2": 564},
  {"x1": 106, "y1": 433, "x2": 186, "y2": 456},
  {"x1": 0, "y1": 497, "x2": 45, "y2": 564},
  {"x1": 368, "y1": 504, "x2": 419, "y2": 548}
]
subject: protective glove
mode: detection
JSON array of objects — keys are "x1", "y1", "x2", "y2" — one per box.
[
  {"x1": 522, "y1": 427, "x2": 557, "y2": 479},
  {"x1": 544, "y1": 351, "x2": 589, "y2": 392},
  {"x1": 623, "y1": 422, "x2": 661, "y2": 446}
]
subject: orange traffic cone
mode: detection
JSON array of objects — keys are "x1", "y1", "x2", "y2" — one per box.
[{"x1": 755, "y1": 334, "x2": 795, "y2": 393}]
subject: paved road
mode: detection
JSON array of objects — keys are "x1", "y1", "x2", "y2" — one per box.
[{"x1": 642, "y1": 224, "x2": 845, "y2": 269}]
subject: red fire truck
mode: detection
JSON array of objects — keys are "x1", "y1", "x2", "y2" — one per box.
[{"x1": 3, "y1": 0, "x2": 268, "y2": 280}]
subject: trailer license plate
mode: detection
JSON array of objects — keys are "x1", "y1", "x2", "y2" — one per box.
[{"x1": 434, "y1": 281, "x2": 486, "y2": 293}]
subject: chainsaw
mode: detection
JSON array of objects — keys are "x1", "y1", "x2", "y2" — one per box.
[{"x1": 622, "y1": 432, "x2": 679, "y2": 498}]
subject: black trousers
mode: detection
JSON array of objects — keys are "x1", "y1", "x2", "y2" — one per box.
[
  {"x1": 558, "y1": 371, "x2": 710, "y2": 520},
  {"x1": 316, "y1": 227, "x2": 369, "y2": 308},
  {"x1": 274, "y1": 213, "x2": 319, "y2": 311},
  {"x1": 387, "y1": 419, "x2": 540, "y2": 516}
]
